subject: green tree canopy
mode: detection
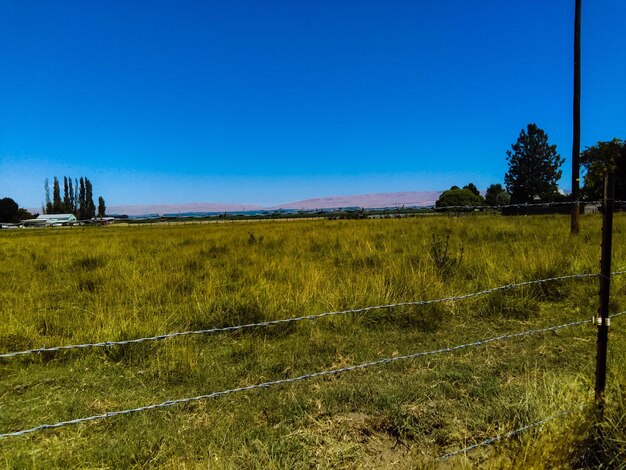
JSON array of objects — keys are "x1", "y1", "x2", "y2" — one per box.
[
  {"x1": 17, "y1": 208, "x2": 34, "y2": 220},
  {"x1": 0, "y1": 198, "x2": 19, "y2": 223},
  {"x1": 495, "y1": 191, "x2": 511, "y2": 206},
  {"x1": 580, "y1": 138, "x2": 626, "y2": 201},
  {"x1": 504, "y1": 124, "x2": 564, "y2": 203},
  {"x1": 436, "y1": 188, "x2": 483, "y2": 208},
  {"x1": 463, "y1": 183, "x2": 480, "y2": 197},
  {"x1": 485, "y1": 184, "x2": 510, "y2": 206}
]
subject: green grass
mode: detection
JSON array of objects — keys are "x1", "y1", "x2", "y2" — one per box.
[{"x1": 1, "y1": 214, "x2": 626, "y2": 468}]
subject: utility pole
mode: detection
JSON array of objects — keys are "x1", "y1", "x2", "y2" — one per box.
[{"x1": 571, "y1": 0, "x2": 581, "y2": 234}]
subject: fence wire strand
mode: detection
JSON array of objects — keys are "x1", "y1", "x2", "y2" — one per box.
[
  {"x1": 435, "y1": 309, "x2": 626, "y2": 461},
  {"x1": 0, "y1": 272, "x2": 604, "y2": 359},
  {"x1": 436, "y1": 405, "x2": 584, "y2": 461},
  {"x1": 0, "y1": 315, "x2": 600, "y2": 439}
]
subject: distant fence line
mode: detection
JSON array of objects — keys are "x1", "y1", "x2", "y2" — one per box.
[{"x1": 7, "y1": 199, "x2": 623, "y2": 229}]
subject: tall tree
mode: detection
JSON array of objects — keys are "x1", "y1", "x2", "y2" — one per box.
[
  {"x1": 504, "y1": 124, "x2": 564, "y2": 203},
  {"x1": 85, "y1": 178, "x2": 96, "y2": 219},
  {"x1": 69, "y1": 178, "x2": 75, "y2": 215},
  {"x1": 74, "y1": 178, "x2": 79, "y2": 213},
  {"x1": 52, "y1": 177, "x2": 62, "y2": 213},
  {"x1": 580, "y1": 139, "x2": 626, "y2": 201},
  {"x1": 44, "y1": 178, "x2": 52, "y2": 214},
  {"x1": 98, "y1": 196, "x2": 106, "y2": 218},
  {"x1": 63, "y1": 176, "x2": 71, "y2": 212},
  {"x1": 78, "y1": 177, "x2": 86, "y2": 219}
]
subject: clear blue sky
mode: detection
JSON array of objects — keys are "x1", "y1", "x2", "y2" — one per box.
[{"x1": 1, "y1": 0, "x2": 625, "y2": 208}]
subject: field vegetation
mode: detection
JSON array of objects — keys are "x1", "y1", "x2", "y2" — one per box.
[{"x1": 1, "y1": 214, "x2": 626, "y2": 468}]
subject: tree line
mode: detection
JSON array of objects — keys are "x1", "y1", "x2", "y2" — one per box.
[
  {"x1": 435, "y1": 183, "x2": 511, "y2": 208},
  {"x1": 436, "y1": 123, "x2": 625, "y2": 208},
  {"x1": 44, "y1": 176, "x2": 106, "y2": 219}
]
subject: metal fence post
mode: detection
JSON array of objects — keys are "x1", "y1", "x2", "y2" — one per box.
[{"x1": 595, "y1": 173, "x2": 614, "y2": 417}]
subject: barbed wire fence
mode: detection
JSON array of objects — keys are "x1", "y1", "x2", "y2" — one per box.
[
  {"x1": 1, "y1": 272, "x2": 611, "y2": 359},
  {"x1": 3, "y1": 313, "x2": 624, "y2": 440},
  {"x1": 1, "y1": 275, "x2": 625, "y2": 449},
  {"x1": 1, "y1": 195, "x2": 624, "y2": 463}
]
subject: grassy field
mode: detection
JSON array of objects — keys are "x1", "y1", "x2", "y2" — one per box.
[{"x1": 1, "y1": 214, "x2": 626, "y2": 468}]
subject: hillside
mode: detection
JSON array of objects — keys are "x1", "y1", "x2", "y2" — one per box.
[{"x1": 98, "y1": 190, "x2": 443, "y2": 216}]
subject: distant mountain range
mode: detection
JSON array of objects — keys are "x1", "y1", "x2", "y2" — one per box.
[
  {"x1": 106, "y1": 202, "x2": 262, "y2": 216},
  {"x1": 265, "y1": 190, "x2": 442, "y2": 211},
  {"x1": 104, "y1": 191, "x2": 443, "y2": 216}
]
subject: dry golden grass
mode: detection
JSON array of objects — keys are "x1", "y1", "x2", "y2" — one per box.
[{"x1": 0, "y1": 214, "x2": 625, "y2": 468}]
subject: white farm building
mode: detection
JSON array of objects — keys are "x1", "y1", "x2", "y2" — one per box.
[{"x1": 23, "y1": 214, "x2": 78, "y2": 227}]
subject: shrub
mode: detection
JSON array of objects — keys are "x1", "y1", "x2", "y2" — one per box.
[{"x1": 430, "y1": 231, "x2": 463, "y2": 278}]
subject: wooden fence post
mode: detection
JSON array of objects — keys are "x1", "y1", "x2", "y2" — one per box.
[{"x1": 595, "y1": 173, "x2": 615, "y2": 418}]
